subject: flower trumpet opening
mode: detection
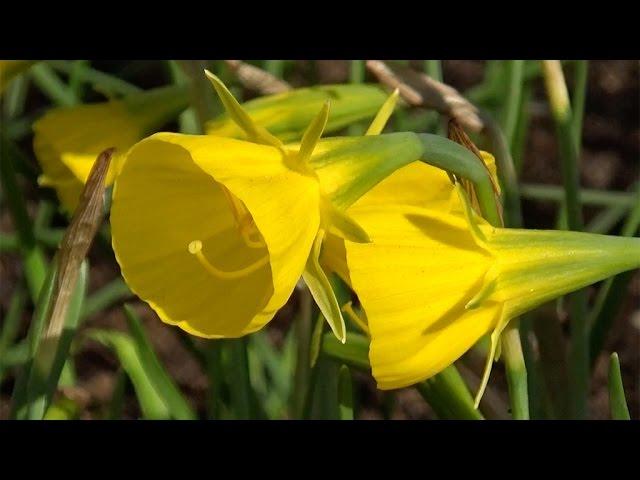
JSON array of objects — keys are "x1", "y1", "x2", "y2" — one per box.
[{"x1": 111, "y1": 133, "x2": 321, "y2": 338}]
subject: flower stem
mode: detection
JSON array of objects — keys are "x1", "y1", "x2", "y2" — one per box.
[
  {"x1": 501, "y1": 321, "x2": 529, "y2": 419},
  {"x1": 177, "y1": 60, "x2": 218, "y2": 133},
  {"x1": 542, "y1": 60, "x2": 589, "y2": 418},
  {"x1": 501, "y1": 60, "x2": 525, "y2": 151},
  {"x1": 292, "y1": 285, "x2": 313, "y2": 418}
]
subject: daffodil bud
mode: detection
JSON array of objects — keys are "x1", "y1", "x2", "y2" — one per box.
[{"x1": 206, "y1": 84, "x2": 389, "y2": 142}]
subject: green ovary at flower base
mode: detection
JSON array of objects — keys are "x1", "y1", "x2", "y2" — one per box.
[
  {"x1": 321, "y1": 163, "x2": 640, "y2": 406},
  {"x1": 111, "y1": 71, "x2": 419, "y2": 343}
]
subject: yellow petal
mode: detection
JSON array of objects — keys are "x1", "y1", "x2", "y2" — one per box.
[{"x1": 111, "y1": 133, "x2": 321, "y2": 338}]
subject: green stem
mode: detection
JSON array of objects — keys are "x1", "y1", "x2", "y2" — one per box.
[
  {"x1": 483, "y1": 113, "x2": 522, "y2": 227},
  {"x1": 264, "y1": 60, "x2": 285, "y2": 78},
  {"x1": 224, "y1": 338, "x2": 253, "y2": 419},
  {"x1": 177, "y1": 60, "x2": 218, "y2": 133},
  {"x1": 0, "y1": 136, "x2": 48, "y2": 301},
  {"x1": 348, "y1": 60, "x2": 366, "y2": 136},
  {"x1": 521, "y1": 184, "x2": 636, "y2": 208},
  {"x1": 292, "y1": 286, "x2": 312, "y2": 418},
  {"x1": 416, "y1": 365, "x2": 484, "y2": 420},
  {"x1": 29, "y1": 63, "x2": 77, "y2": 107},
  {"x1": 167, "y1": 60, "x2": 199, "y2": 134},
  {"x1": 481, "y1": 112, "x2": 531, "y2": 419},
  {"x1": 0, "y1": 286, "x2": 27, "y2": 382},
  {"x1": 68, "y1": 60, "x2": 89, "y2": 100},
  {"x1": 47, "y1": 60, "x2": 142, "y2": 97},
  {"x1": 501, "y1": 321, "x2": 529, "y2": 419},
  {"x1": 571, "y1": 61, "x2": 588, "y2": 151},
  {"x1": 541, "y1": 60, "x2": 588, "y2": 419},
  {"x1": 501, "y1": 60, "x2": 525, "y2": 150},
  {"x1": 423, "y1": 60, "x2": 443, "y2": 81}
]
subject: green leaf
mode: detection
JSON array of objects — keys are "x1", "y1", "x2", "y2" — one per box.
[
  {"x1": 608, "y1": 353, "x2": 631, "y2": 420},
  {"x1": 123, "y1": 304, "x2": 196, "y2": 420},
  {"x1": 88, "y1": 329, "x2": 171, "y2": 420}
]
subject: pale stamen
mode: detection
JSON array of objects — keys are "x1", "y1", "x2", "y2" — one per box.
[{"x1": 188, "y1": 240, "x2": 268, "y2": 279}]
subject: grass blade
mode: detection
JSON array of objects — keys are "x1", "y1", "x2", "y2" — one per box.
[
  {"x1": 81, "y1": 278, "x2": 133, "y2": 320},
  {"x1": 542, "y1": 60, "x2": 589, "y2": 418},
  {"x1": 608, "y1": 353, "x2": 630, "y2": 420},
  {"x1": 0, "y1": 134, "x2": 48, "y2": 300},
  {"x1": 123, "y1": 305, "x2": 196, "y2": 420},
  {"x1": 29, "y1": 63, "x2": 77, "y2": 107},
  {"x1": 88, "y1": 329, "x2": 170, "y2": 419}
]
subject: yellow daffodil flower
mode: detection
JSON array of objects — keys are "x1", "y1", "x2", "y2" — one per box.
[
  {"x1": 111, "y1": 72, "x2": 426, "y2": 343},
  {"x1": 33, "y1": 85, "x2": 189, "y2": 212},
  {"x1": 322, "y1": 170, "x2": 640, "y2": 406},
  {"x1": 206, "y1": 84, "x2": 388, "y2": 142}
]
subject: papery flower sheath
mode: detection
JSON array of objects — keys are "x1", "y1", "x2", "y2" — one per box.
[
  {"x1": 111, "y1": 73, "x2": 424, "y2": 341},
  {"x1": 323, "y1": 179, "x2": 640, "y2": 405},
  {"x1": 33, "y1": 85, "x2": 189, "y2": 212}
]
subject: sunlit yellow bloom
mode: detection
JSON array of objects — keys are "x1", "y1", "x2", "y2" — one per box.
[
  {"x1": 33, "y1": 86, "x2": 189, "y2": 212},
  {"x1": 323, "y1": 184, "x2": 640, "y2": 404},
  {"x1": 111, "y1": 72, "x2": 422, "y2": 342},
  {"x1": 206, "y1": 84, "x2": 388, "y2": 142},
  {"x1": 0, "y1": 60, "x2": 36, "y2": 94}
]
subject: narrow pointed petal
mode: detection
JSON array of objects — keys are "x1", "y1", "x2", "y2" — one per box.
[
  {"x1": 298, "y1": 101, "x2": 330, "y2": 164},
  {"x1": 302, "y1": 230, "x2": 346, "y2": 343},
  {"x1": 324, "y1": 202, "x2": 370, "y2": 244},
  {"x1": 204, "y1": 70, "x2": 283, "y2": 148},
  {"x1": 365, "y1": 88, "x2": 399, "y2": 136}
]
